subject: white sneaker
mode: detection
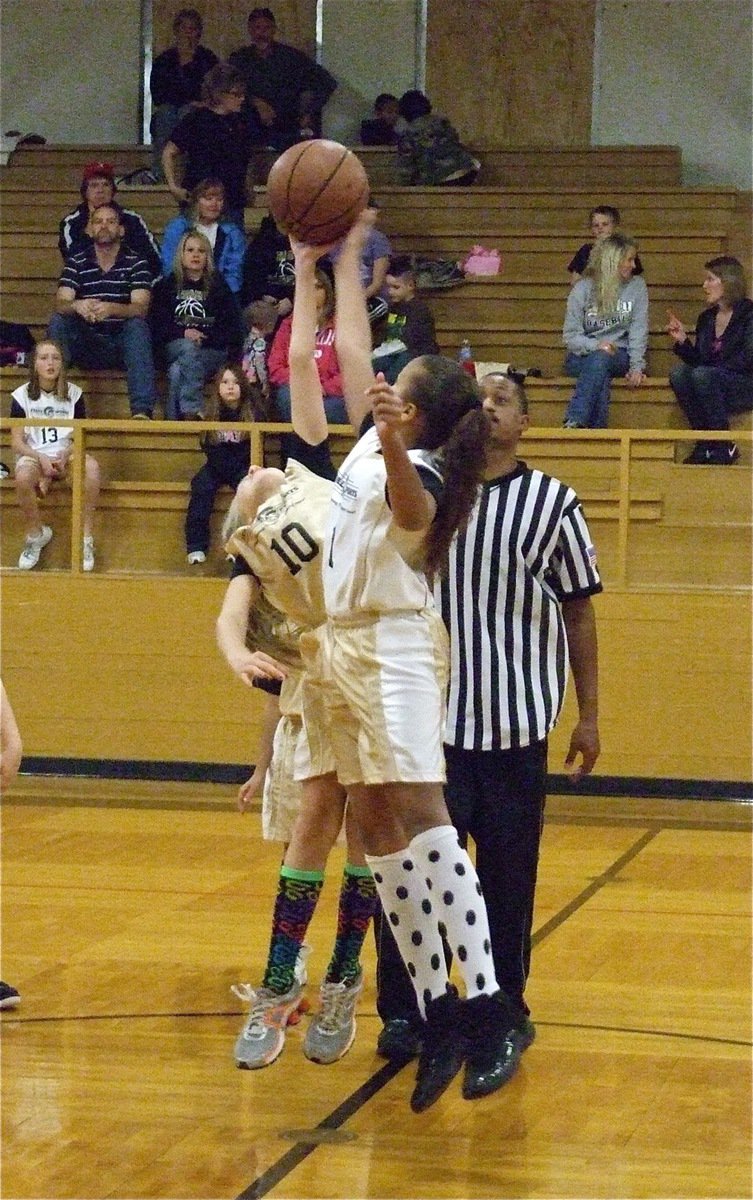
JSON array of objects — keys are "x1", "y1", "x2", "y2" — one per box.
[
  {"x1": 18, "y1": 525, "x2": 53, "y2": 570},
  {"x1": 82, "y1": 537, "x2": 95, "y2": 572},
  {"x1": 187, "y1": 550, "x2": 206, "y2": 564}
]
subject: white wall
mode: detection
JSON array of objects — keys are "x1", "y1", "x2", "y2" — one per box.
[
  {"x1": 319, "y1": 0, "x2": 422, "y2": 144},
  {"x1": 0, "y1": 0, "x2": 142, "y2": 143},
  {"x1": 593, "y1": 0, "x2": 753, "y2": 189}
]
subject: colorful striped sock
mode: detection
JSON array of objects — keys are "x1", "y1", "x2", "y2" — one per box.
[
  {"x1": 262, "y1": 865, "x2": 324, "y2": 994},
  {"x1": 325, "y1": 864, "x2": 377, "y2": 985}
]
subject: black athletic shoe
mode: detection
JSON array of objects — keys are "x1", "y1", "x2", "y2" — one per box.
[
  {"x1": 0, "y1": 981, "x2": 20, "y2": 1009},
  {"x1": 683, "y1": 442, "x2": 713, "y2": 464},
  {"x1": 710, "y1": 441, "x2": 740, "y2": 465},
  {"x1": 377, "y1": 1018, "x2": 423, "y2": 1065},
  {"x1": 462, "y1": 990, "x2": 521, "y2": 1101},
  {"x1": 410, "y1": 988, "x2": 465, "y2": 1113},
  {"x1": 514, "y1": 1014, "x2": 536, "y2": 1052}
]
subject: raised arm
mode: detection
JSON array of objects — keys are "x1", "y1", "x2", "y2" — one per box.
[
  {"x1": 333, "y1": 210, "x2": 378, "y2": 430},
  {"x1": 288, "y1": 239, "x2": 329, "y2": 445}
]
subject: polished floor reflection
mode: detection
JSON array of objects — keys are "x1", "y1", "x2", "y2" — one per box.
[{"x1": 2, "y1": 779, "x2": 751, "y2": 1200}]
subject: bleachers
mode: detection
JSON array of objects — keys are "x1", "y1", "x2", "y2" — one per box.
[{"x1": 1, "y1": 140, "x2": 750, "y2": 588}]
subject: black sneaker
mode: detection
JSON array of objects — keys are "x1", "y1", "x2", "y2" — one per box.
[
  {"x1": 514, "y1": 1014, "x2": 536, "y2": 1052},
  {"x1": 0, "y1": 981, "x2": 20, "y2": 1009},
  {"x1": 711, "y1": 442, "x2": 740, "y2": 465},
  {"x1": 462, "y1": 990, "x2": 521, "y2": 1100},
  {"x1": 377, "y1": 1018, "x2": 423, "y2": 1064},
  {"x1": 683, "y1": 442, "x2": 713, "y2": 464},
  {"x1": 410, "y1": 987, "x2": 465, "y2": 1113}
]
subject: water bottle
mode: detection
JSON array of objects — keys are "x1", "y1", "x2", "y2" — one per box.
[{"x1": 458, "y1": 338, "x2": 476, "y2": 378}]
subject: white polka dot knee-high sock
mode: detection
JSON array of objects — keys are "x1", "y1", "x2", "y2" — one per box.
[
  {"x1": 409, "y1": 825, "x2": 497, "y2": 999},
  {"x1": 366, "y1": 847, "x2": 450, "y2": 1017}
]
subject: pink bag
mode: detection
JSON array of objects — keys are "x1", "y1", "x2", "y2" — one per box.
[{"x1": 462, "y1": 245, "x2": 501, "y2": 275}]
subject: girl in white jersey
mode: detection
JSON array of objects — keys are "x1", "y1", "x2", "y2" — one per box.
[
  {"x1": 215, "y1": 235, "x2": 377, "y2": 1073},
  {"x1": 10, "y1": 340, "x2": 101, "y2": 571},
  {"x1": 299, "y1": 212, "x2": 521, "y2": 1112}
]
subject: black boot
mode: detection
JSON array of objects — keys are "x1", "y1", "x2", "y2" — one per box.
[
  {"x1": 410, "y1": 987, "x2": 465, "y2": 1113},
  {"x1": 462, "y1": 990, "x2": 521, "y2": 1100}
]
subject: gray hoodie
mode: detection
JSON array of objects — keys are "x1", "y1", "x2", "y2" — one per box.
[{"x1": 563, "y1": 275, "x2": 649, "y2": 372}]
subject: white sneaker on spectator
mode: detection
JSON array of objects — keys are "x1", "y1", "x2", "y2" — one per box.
[
  {"x1": 187, "y1": 551, "x2": 206, "y2": 564},
  {"x1": 18, "y1": 525, "x2": 52, "y2": 570},
  {"x1": 82, "y1": 536, "x2": 95, "y2": 572}
]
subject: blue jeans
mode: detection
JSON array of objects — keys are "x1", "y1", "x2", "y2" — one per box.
[
  {"x1": 48, "y1": 312, "x2": 156, "y2": 416},
  {"x1": 564, "y1": 347, "x2": 629, "y2": 428},
  {"x1": 272, "y1": 383, "x2": 349, "y2": 425},
  {"x1": 669, "y1": 362, "x2": 753, "y2": 430},
  {"x1": 164, "y1": 339, "x2": 225, "y2": 419}
]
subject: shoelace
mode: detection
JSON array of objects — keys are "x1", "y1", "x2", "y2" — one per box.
[
  {"x1": 231, "y1": 983, "x2": 298, "y2": 1038},
  {"x1": 314, "y1": 979, "x2": 359, "y2": 1035}
]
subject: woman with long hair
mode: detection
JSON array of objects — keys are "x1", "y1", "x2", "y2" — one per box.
[
  {"x1": 292, "y1": 212, "x2": 522, "y2": 1113},
  {"x1": 562, "y1": 231, "x2": 648, "y2": 428},
  {"x1": 267, "y1": 265, "x2": 348, "y2": 424},
  {"x1": 150, "y1": 230, "x2": 242, "y2": 419},
  {"x1": 10, "y1": 339, "x2": 100, "y2": 571},
  {"x1": 667, "y1": 255, "x2": 753, "y2": 464}
]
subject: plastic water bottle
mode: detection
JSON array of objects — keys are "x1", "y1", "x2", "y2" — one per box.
[{"x1": 458, "y1": 339, "x2": 476, "y2": 378}]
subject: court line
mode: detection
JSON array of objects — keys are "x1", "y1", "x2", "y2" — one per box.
[{"x1": 233, "y1": 828, "x2": 665, "y2": 1200}]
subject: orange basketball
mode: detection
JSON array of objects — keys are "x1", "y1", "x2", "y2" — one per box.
[{"x1": 265, "y1": 139, "x2": 370, "y2": 245}]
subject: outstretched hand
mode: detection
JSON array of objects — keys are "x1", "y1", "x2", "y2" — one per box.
[{"x1": 367, "y1": 372, "x2": 405, "y2": 438}]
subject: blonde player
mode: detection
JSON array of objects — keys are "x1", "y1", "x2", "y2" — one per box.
[
  {"x1": 216, "y1": 233, "x2": 376, "y2": 1071},
  {"x1": 294, "y1": 214, "x2": 522, "y2": 1112}
]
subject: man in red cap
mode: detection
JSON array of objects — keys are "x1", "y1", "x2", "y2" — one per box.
[{"x1": 58, "y1": 162, "x2": 162, "y2": 280}]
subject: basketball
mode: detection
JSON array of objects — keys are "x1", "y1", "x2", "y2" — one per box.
[{"x1": 265, "y1": 139, "x2": 370, "y2": 245}]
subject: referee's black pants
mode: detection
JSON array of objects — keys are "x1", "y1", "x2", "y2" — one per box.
[{"x1": 375, "y1": 740, "x2": 548, "y2": 1026}]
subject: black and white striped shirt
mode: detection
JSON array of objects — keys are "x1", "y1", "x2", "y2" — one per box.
[
  {"x1": 438, "y1": 461, "x2": 602, "y2": 751},
  {"x1": 59, "y1": 245, "x2": 152, "y2": 326}
]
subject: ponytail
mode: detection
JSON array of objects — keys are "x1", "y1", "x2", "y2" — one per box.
[{"x1": 424, "y1": 406, "x2": 488, "y2": 577}]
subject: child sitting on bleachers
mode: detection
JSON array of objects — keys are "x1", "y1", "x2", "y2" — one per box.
[
  {"x1": 11, "y1": 339, "x2": 101, "y2": 571},
  {"x1": 241, "y1": 299, "x2": 278, "y2": 412},
  {"x1": 568, "y1": 205, "x2": 644, "y2": 283},
  {"x1": 360, "y1": 93, "x2": 402, "y2": 145},
  {"x1": 185, "y1": 362, "x2": 257, "y2": 565},
  {"x1": 371, "y1": 255, "x2": 439, "y2": 383}
]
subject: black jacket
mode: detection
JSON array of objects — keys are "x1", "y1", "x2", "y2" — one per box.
[{"x1": 674, "y1": 297, "x2": 753, "y2": 376}]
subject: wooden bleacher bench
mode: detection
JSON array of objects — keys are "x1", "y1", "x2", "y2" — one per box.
[{"x1": 0, "y1": 143, "x2": 683, "y2": 191}]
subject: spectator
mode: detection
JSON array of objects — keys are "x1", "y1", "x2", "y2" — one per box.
[
  {"x1": 163, "y1": 62, "x2": 255, "y2": 228},
  {"x1": 150, "y1": 231, "x2": 242, "y2": 420},
  {"x1": 49, "y1": 204, "x2": 157, "y2": 420},
  {"x1": 372, "y1": 254, "x2": 439, "y2": 383},
  {"x1": 58, "y1": 162, "x2": 162, "y2": 281},
  {"x1": 567, "y1": 204, "x2": 643, "y2": 283},
  {"x1": 229, "y1": 6, "x2": 337, "y2": 148},
  {"x1": 667, "y1": 255, "x2": 753, "y2": 465},
  {"x1": 396, "y1": 90, "x2": 479, "y2": 186},
  {"x1": 325, "y1": 199, "x2": 390, "y2": 325},
  {"x1": 240, "y1": 213, "x2": 294, "y2": 316},
  {"x1": 149, "y1": 7, "x2": 218, "y2": 182},
  {"x1": 562, "y1": 232, "x2": 648, "y2": 428},
  {"x1": 185, "y1": 364, "x2": 258, "y2": 564},
  {"x1": 268, "y1": 267, "x2": 347, "y2": 423},
  {"x1": 241, "y1": 298, "x2": 278, "y2": 406},
  {"x1": 161, "y1": 178, "x2": 246, "y2": 294},
  {"x1": 10, "y1": 339, "x2": 101, "y2": 572},
  {"x1": 360, "y1": 93, "x2": 401, "y2": 146}
]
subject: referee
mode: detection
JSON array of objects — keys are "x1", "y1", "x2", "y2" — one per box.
[{"x1": 376, "y1": 371, "x2": 602, "y2": 1065}]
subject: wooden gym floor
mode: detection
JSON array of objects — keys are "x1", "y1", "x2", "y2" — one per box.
[{"x1": 1, "y1": 778, "x2": 751, "y2": 1200}]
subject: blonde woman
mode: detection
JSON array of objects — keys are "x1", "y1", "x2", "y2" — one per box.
[
  {"x1": 150, "y1": 230, "x2": 242, "y2": 419},
  {"x1": 562, "y1": 232, "x2": 648, "y2": 428}
]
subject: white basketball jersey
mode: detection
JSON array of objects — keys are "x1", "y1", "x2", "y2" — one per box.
[
  {"x1": 324, "y1": 425, "x2": 441, "y2": 617},
  {"x1": 11, "y1": 383, "x2": 83, "y2": 459},
  {"x1": 227, "y1": 458, "x2": 332, "y2": 630}
]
